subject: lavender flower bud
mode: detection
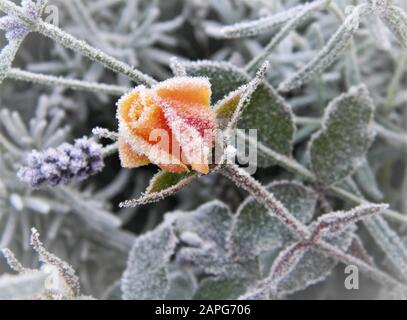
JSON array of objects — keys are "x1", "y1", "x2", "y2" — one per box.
[
  {"x1": 0, "y1": 1, "x2": 38, "y2": 41},
  {"x1": 18, "y1": 137, "x2": 105, "y2": 189}
]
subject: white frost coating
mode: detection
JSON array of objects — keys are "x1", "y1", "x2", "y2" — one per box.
[
  {"x1": 313, "y1": 204, "x2": 388, "y2": 237},
  {"x1": 0, "y1": 271, "x2": 47, "y2": 300},
  {"x1": 209, "y1": 2, "x2": 309, "y2": 39},
  {"x1": 309, "y1": 85, "x2": 375, "y2": 185},
  {"x1": 179, "y1": 231, "x2": 204, "y2": 247},
  {"x1": 154, "y1": 76, "x2": 211, "y2": 92},
  {"x1": 161, "y1": 104, "x2": 211, "y2": 170},
  {"x1": 380, "y1": 5, "x2": 407, "y2": 49},
  {"x1": 121, "y1": 221, "x2": 178, "y2": 300},
  {"x1": 227, "y1": 180, "x2": 317, "y2": 261},
  {"x1": 278, "y1": 5, "x2": 367, "y2": 92}
]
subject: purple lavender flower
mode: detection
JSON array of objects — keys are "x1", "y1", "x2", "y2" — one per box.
[
  {"x1": 0, "y1": 0, "x2": 38, "y2": 41},
  {"x1": 18, "y1": 137, "x2": 105, "y2": 189}
]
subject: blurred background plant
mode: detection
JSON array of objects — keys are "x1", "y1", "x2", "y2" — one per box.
[{"x1": 1, "y1": 0, "x2": 407, "y2": 299}]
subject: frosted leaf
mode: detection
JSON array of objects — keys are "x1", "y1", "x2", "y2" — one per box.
[
  {"x1": 171, "y1": 201, "x2": 253, "y2": 278},
  {"x1": 277, "y1": 225, "x2": 356, "y2": 296},
  {"x1": 226, "y1": 61, "x2": 269, "y2": 131},
  {"x1": 183, "y1": 60, "x2": 295, "y2": 167},
  {"x1": 354, "y1": 160, "x2": 383, "y2": 201},
  {"x1": 147, "y1": 170, "x2": 196, "y2": 194},
  {"x1": 193, "y1": 276, "x2": 249, "y2": 300},
  {"x1": 309, "y1": 85, "x2": 375, "y2": 185},
  {"x1": 121, "y1": 221, "x2": 178, "y2": 300},
  {"x1": 119, "y1": 171, "x2": 195, "y2": 208},
  {"x1": 278, "y1": 7, "x2": 364, "y2": 92},
  {"x1": 363, "y1": 215, "x2": 407, "y2": 280},
  {"x1": 380, "y1": 5, "x2": 407, "y2": 49},
  {"x1": 165, "y1": 266, "x2": 197, "y2": 300},
  {"x1": 169, "y1": 57, "x2": 187, "y2": 76},
  {"x1": 267, "y1": 241, "x2": 307, "y2": 288},
  {"x1": 228, "y1": 181, "x2": 317, "y2": 261},
  {"x1": 0, "y1": 271, "x2": 47, "y2": 300},
  {"x1": 207, "y1": 3, "x2": 307, "y2": 39},
  {"x1": 311, "y1": 204, "x2": 388, "y2": 240}
]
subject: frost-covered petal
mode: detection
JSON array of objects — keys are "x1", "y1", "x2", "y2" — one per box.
[
  {"x1": 154, "y1": 76, "x2": 212, "y2": 106},
  {"x1": 161, "y1": 104, "x2": 212, "y2": 174},
  {"x1": 118, "y1": 136, "x2": 150, "y2": 168}
]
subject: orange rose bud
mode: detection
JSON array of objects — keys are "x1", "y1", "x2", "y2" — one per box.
[{"x1": 116, "y1": 77, "x2": 215, "y2": 174}]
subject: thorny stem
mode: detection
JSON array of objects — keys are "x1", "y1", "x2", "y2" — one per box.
[
  {"x1": 6, "y1": 68, "x2": 130, "y2": 95},
  {"x1": 0, "y1": 0, "x2": 157, "y2": 87},
  {"x1": 222, "y1": 163, "x2": 406, "y2": 292}
]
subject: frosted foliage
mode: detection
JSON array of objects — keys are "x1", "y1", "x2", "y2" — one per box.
[
  {"x1": 121, "y1": 223, "x2": 178, "y2": 300},
  {"x1": 380, "y1": 5, "x2": 407, "y2": 48},
  {"x1": 193, "y1": 276, "x2": 249, "y2": 300},
  {"x1": 165, "y1": 268, "x2": 196, "y2": 300},
  {"x1": 277, "y1": 226, "x2": 356, "y2": 295},
  {"x1": 212, "y1": 4, "x2": 305, "y2": 39},
  {"x1": 2, "y1": 0, "x2": 407, "y2": 301},
  {"x1": 312, "y1": 204, "x2": 388, "y2": 238},
  {"x1": 363, "y1": 215, "x2": 407, "y2": 279},
  {"x1": 310, "y1": 85, "x2": 375, "y2": 185},
  {"x1": 278, "y1": 6, "x2": 363, "y2": 92},
  {"x1": 0, "y1": 272, "x2": 47, "y2": 300},
  {"x1": 228, "y1": 181, "x2": 317, "y2": 261},
  {"x1": 172, "y1": 201, "x2": 252, "y2": 278},
  {"x1": 183, "y1": 60, "x2": 295, "y2": 166}
]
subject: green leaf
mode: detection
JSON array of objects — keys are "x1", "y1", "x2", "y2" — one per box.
[
  {"x1": 120, "y1": 171, "x2": 196, "y2": 207},
  {"x1": 228, "y1": 181, "x2": 317, "y2": 261},
  {"x1": 147, "y1": 171, "x2": 196, "y2": 193},
  {"x1": 121, "y1": 222, "x2": 178, "y2": 300},
  {"x1": 183, "y1": 60, "x2": 295, "y2": 167},
  {"x1": 309, "y1": 85, "x2": 375, "y2": 186}
]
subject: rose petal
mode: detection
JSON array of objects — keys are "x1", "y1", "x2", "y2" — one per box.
[
  {"x1": 155, "y1": 77, "x2": 211, "y2": 106},
  {"x1": 118, "y1": 110, "x2": 189, "y2": 173},
  {"x1": 118, "y1": 137, "x2": 150, "y2": 168},
  {"x1": 161, "y1": 104, "x2": 211, "y2": 174}
]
